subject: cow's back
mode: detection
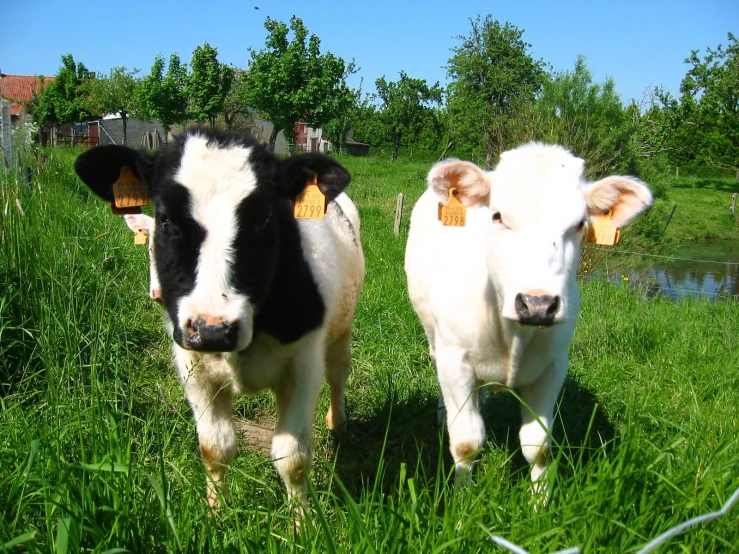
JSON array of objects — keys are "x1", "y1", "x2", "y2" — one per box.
[{"x1": 300, "y1": 192, "x2": 364, "y2": 343}]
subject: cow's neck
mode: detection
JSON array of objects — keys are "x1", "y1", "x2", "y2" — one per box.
[{"x1": 252, "y1": 199, "x2": 326, "y2": 344}]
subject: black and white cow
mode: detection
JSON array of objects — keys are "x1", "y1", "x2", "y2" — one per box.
[{"x1": 74, "y1": 128, "x2": 365, "y2": 511}]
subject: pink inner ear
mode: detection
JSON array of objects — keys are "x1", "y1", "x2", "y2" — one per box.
[
  {"x1": 428, "y1": 161, "x2": 490, "y2": 207},
  {"x1": 586, "y1": 176, "x2": 652, "y2": 227}
]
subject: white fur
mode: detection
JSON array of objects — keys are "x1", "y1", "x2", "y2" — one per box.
[
  {"x1": 123, "y1": 213, "x2": 161, "y2": 302},
  {"x1": 405, "y1": 142, "x2": 651, "y2": 492},
  {"x1": 167, "y1": 136, "x2": 365, "y2": 512}
]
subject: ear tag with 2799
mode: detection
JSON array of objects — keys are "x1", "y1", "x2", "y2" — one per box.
[
  {"x1": 294, "y1": 173, "x2": 326, "y2": 219},
  {"x1": 586, "y1": 210, "x2": 621, "y2": 245},
  {"x1": 111, "y1": 166, "x2": 149, "y2": 215},
  {"x1": 438, "y1": 188, "x2": 466, "y2": 227}
]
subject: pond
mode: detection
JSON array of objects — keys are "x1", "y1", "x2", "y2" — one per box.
[{"x1": 585, "y1": 240, "x2": 739, "y2": 301}]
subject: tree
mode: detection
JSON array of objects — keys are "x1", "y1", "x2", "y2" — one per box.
[
  {"x1": 321, "y1": 82, "x2": 363, "y2": 153},
  {"x1": 186, "y1": 43, "x2": 234, "y2": 128},
  {"x1": 221, "y1": 68, "x2": 253, "y2": 131},
  {"x1": 374, "y1": 71, "x2": 443, "y2": 161},
  {"x1": 243, "y1": 16, "x2": 357, "y2": 152},
  {"x1": 675, "y1": 33, "x2": 739, "y2": 175},
  {"x1": 447, "y1": 16, "x2": 547, "y2": 169},
  {"x1": 530, "y1": 56, "x2": 632, "y2": 178},
  {"x1": 138, "y1": 53, "x2": 189, "y2": 140},
  {"x1": 32, "y1": 54, "x2": 95, "y2": 144},
  {"x1": 85, "y1": 67, "x2": 140, "y2": 145}
]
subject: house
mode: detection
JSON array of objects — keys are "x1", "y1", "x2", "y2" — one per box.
[
  {"x1": 0, "y1": 72, "x2": 54, "y2": 126},
  {"x1": 294, "y1": 122, "x2": 331, "y2": 154}
]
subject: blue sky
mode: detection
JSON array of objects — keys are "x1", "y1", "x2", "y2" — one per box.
[{"x1": 1, "y1": 0, "x2": 736, "y2": 104}]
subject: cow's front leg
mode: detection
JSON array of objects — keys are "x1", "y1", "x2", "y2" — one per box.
[
  {"x1": 177, "y1": 349, "x2": 236, "y2": 508},
  {"x1": 518, "y1": 356, "x2": 567, "y2": 498},
  {"x1": 272, "y1": 336, "x2": 324, "y2": 514},
  {"x1": 436, "y1": 344, "x2": 484, "y2": 486}
]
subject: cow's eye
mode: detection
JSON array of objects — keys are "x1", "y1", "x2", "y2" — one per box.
[
  {"x1": 577, "y1": 219, "x2": 586, "y2": 232},
  {"x1": 255, "y1": 216, "x2": 269, "y2": 231},
  {"x1": 492, "y1": 212, "x2": 502, "y2": 223}
]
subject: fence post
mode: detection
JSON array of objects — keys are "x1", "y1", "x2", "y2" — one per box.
[
  {"x1": 731, "y1": 193, "x2": 737, "y2": 214},
  {"x1": 675, "y1": 166, "x2": 679, "y2": 177},
  {"x1": 663, "y1": 204, "x2": 678, "y2": 236},
  {"x1": 394, "y1": 193, "x2": 404, "y2": 237}
]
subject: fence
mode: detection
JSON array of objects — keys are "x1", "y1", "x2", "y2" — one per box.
[{"x1": 490, "y1": 485, "x2": 739, "y2": 553}]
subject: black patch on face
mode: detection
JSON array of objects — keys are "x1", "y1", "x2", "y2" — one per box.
[{"x1": 152, "y1": 182, "x2": 206, "y2": 341}]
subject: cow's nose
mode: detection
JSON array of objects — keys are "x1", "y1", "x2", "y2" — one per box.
[
  {"x1": 151, "y1": 289, "x2": 163, "y2": 303},
  {"x1": 514, "y1": 293, "x2": 560, "y2": 327},
  {"x1": 186, "y1": 316, "x2": 240, "y2": 352}
]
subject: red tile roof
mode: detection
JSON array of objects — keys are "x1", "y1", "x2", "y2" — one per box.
[{"x1": 0, "y1": 74, "x2": 55, "y2": 115}]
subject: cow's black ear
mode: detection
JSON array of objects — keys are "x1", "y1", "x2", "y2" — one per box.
[
  {"x1": 74, "y1": 145, "x2": 154, "y2": 202},
  {"x1": 279, "y1": 153, "x2": 351, "y2": 202}
]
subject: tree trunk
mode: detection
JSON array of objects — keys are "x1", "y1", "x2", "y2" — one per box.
[
  {"x1": 268, "y1": 125, "x2": 282, "y2": 153},
  {"x1": 162, "y1": 123, "x2": 171, "y2": 144},
  {"x1": 122, "y1": 112, "x2": 128, "y2": 146},
  {"x1": 392, "y1": 131, "x2": 401, "y2": 161},
  {"x1": 484, "y1": 131, "x2": 495, "y2": 170}
]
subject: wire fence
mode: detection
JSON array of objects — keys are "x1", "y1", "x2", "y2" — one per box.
[{"x1": 489, "y1": 485, "x2": 739, "y2": 554}]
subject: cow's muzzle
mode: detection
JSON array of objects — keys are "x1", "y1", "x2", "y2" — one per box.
[
  {"x1": 185, "y1": 316, "x2": 240, "y2": 352},
  {"x1": 514, "y1": 293, "x2": 560, "y2": 327}
]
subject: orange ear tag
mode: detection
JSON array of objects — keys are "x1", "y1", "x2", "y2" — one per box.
[
  {"x1": 438, "y1": 188, "x2": 466, "y2": 227},
  {"x1": 133, "y1": 231, "x2": 148, "y2": 245},
  {"x1": 111, "y1": 166, "x2": 149, "y2": 215},
  {"x1": 294, "y1": 173, "x2": 326, "y2": 219},
  {"x1": 586, "y1": 210, "x2": 621, "y2": 245}
]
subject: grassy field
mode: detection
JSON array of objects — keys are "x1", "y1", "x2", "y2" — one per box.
[{"x1": 1, "y1": 149, "x2": 738, "y2": 553}]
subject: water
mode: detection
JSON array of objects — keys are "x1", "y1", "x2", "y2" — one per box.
[{"x1": 589, "y1": 240, "x2": 739, "y2": 300}]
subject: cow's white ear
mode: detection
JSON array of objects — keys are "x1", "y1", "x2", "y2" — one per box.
[
  {"x1": 123, "y1": 214, "x2": 153, "y2": 235},
  {"x1": 585, "y1": 176, "x2": 653, "y2": 227},
  {"x1": 428, "y1": 160, "x2": 490, "y2": 207}
]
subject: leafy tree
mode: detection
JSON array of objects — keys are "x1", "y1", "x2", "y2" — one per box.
[
  {"x1": 221, "y1": 67, "x2": 253, "y2": 131},
  {"x1": 85, "y1": 67, "x2": 140, "y2": 145},
  {"x1": 321, "y1": 82, "x2": 363, "y2": 153},
  {"x1": 32, "y1": 54, "x2": 95, "y2": 144},
  {"x1": 186, "y1": 43, "x2": 234, "y2": 128},
  {"x1": 243, "y1": 16, "x2": 356, "y2": 152},
  {"x1": 138, "y1": 53, "x2": 189, "y2": 140},
  {"x1": 373, "y1": 71, "x2": 443, "y2": 161},
  {"x1": 674, "y1": 33, "x2": 739, "y2": 175},
  {"x1": 447, "y1": 16, "x2": 547, "y2": 168},
  {"x1": 530, "y1": 56, "x2": 632, "y2": 178}
]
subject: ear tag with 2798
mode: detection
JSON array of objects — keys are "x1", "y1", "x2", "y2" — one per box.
[
  {"x1": 438, "y1": 188, "x2": 466, "y2": 227},
  {"x1": 586, "y1": 210, "x2": 621, "y2": 245}
]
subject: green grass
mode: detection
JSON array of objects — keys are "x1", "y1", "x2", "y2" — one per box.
[
  {"x1": 661, "y1": 176, "x2": 739, "y2": 243},
  {"x1": 1, "y1": 151, "x2": 738, "y2": 553}
]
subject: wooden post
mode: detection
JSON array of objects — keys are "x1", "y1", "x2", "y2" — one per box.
[
  {"x1": 676, "y1": 166, "x2": 679, "y2": 177},
  {"x1": 732, "y1": 193, "x2": 737, "y2": 214},
  {"x1": 394, "y1": 193, "x2": 404, "y2": 237},
  {"x1": 663, "y1": 204, "x2": 678, "y2": 236},
  {"x1": 1, "y1": 100, "x2": 12, "y2": 170}
]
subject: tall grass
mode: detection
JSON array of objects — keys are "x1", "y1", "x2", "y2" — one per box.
[{"x1": 1, "y1": 152, "x2": 737, "y2": 552}]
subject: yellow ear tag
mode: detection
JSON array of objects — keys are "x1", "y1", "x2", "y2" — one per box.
[
  {"x1": 111, "y1": 166, "x2": 149, "y2": 214},
  {"x1": 586, "y1": 210, "x2": 621, "y2": 245},
  {"x1": 438, "y1": 188, "x2": 466, "y2": 227},
  {"x1": 294, "y1": 173, "x2": 326, "y2": 219},
  {"x1": 133, "y1": 231, "x2": 148, "y2": 245}
]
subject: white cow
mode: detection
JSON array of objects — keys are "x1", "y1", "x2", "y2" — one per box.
[
  {"x1": 405, "y1": 142, "x2": 652, "y2": 489},
  {"x1": 122, "y1": 213, "x2": 162, "y2": 303}
]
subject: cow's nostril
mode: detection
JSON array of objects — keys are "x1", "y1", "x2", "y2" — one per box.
[
  {"x1": 186, "y1": 316, "x2": 240, "y2": 352},
  {"x1": 515, "y1": 293, "x2": 559, "y2": 326},
  {"x1": 547, "y1": 296, "x2": 560, "y2": 316}
]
